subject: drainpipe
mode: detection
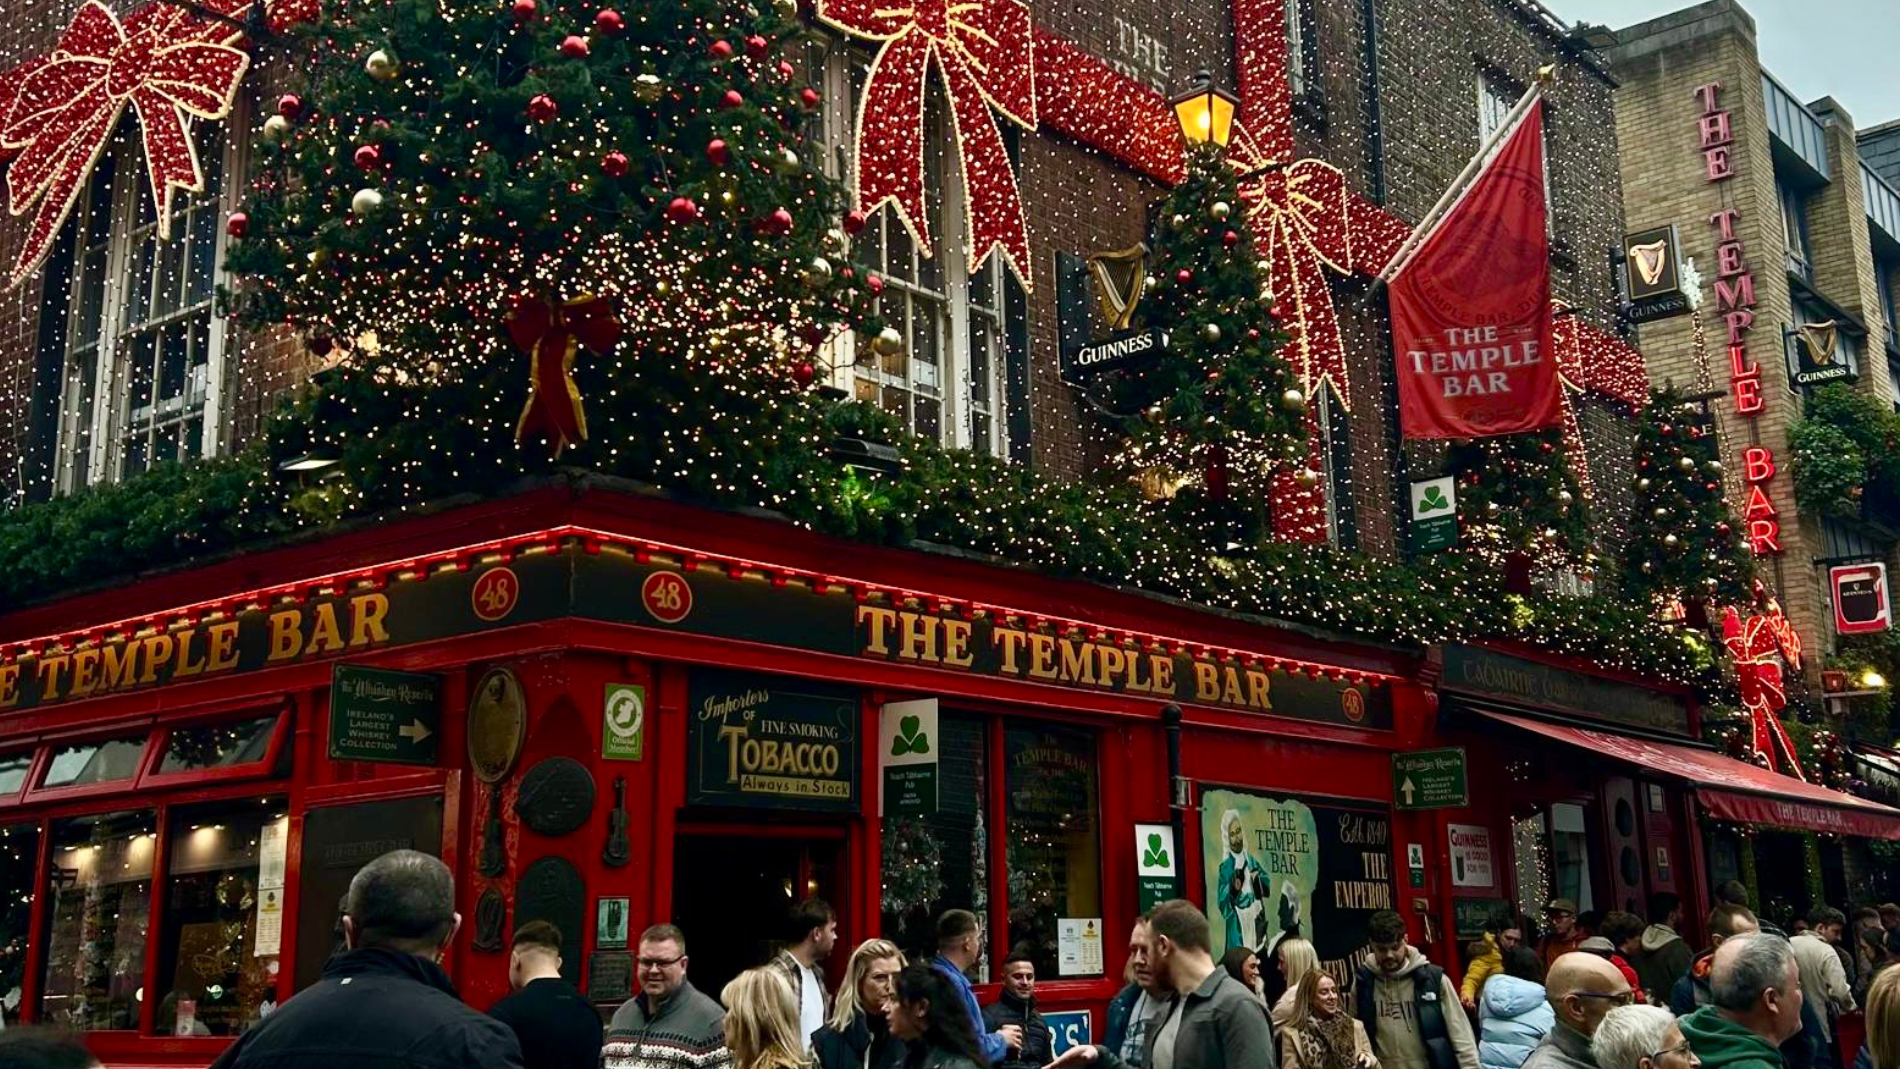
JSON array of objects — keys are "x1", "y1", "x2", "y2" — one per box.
[
  {"x1": 1163, "y1": 702, "x2": 1186, "y2": 899},
  {"x1": 1361, "y1": 0, "x2": 1386, "y2": 204}
]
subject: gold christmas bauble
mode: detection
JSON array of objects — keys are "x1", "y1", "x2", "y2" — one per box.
[
  {"x1": 351, "y1": 188, "x2": 385, "y2": 214},
  {"x1": 365, "y1": 49, "x2": 399, "y2": 80},
  {"x1": 1279, "y1": 388, "x2": 1306, "y2": 412},
  {"x1": 1201, "y1": 322, "x2": 1221, "y2": 342},
  {"x1": 1293, "y1": 467, "x2": 1321, "y2": 488},
  {"x1": 1678, "y1": 455, "x2": 1696, "y2": 471},
  {"x1": 633, "y1": 74, "x2": 665, "y2": 102},
  {"x1": 802, "y1": 256, "x2": 833, "y2": 285},
  {"x1": 1557, "y1": 490, "x2": 1573, "y2": 505},
  {"x1": 777, "y1": 147, "x2": 802, "y2": 172},
  {"x1": 262, "y1": 115, "x2": 293, "y2": 143},
  {"x1": 1664, "y1": 533, "x2": 1679, "y2": 547},
  {"x1": 1171, "y1": 213, "x2": 1187, "y2": 228},
  {"x1": 872, "y1": 326, "x2": 904, "y2": 356},
  {"x1": 825, "y1": 227, "x2": 848, "y2": 252},
  {"x1": 1210, "y1": 200, "x2": 1232, "y2": 219}
]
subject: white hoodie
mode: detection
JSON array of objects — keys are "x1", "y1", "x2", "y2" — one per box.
[{"x1": 1366, "y1": 947, "x2": 1481, "y2": 1069}]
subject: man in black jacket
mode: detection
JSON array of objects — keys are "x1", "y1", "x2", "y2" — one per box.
[
  {"x1": 983, "y1": 952, "x2": 1053, "y2": 1069},
  {"x1": 489, "y1": 921, "x2": 604, "y2": 1069},
  {"x1": 210, "y1": 849, "x2": 525, "y2": 1069}
]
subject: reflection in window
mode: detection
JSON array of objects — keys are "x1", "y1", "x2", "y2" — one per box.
[
  {"x1": 881, "y1": 713, "x2": 988, "y2": 977},
  {"x1": 1004, "y1": 724, "x2": 1102, "y2": 978},
  {"x1": 0, "y1": 824, "x2": 39, "y2": 1027},
  {"x1": 157, "y1": 799, "x2": 287, "y2": 1036},
  {"x1": 0, "y1": 753, "x2": 33, "y2": 796},
  {"x1": 42, "y1": 811, "x2": 157, "y2": 1029},
  {"x1": 158, "y1": 716, "x2": 277, "y2": 775},
  {"x1": 43, "y1": 736, "x2": 145, "y2": 788}
]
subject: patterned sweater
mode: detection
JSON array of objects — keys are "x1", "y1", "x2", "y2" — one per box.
[{"x1": 603, "y1": 980, "x2": 733, "y2": 1069}]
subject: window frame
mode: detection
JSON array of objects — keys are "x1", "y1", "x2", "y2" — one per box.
[
  {"x1": 52, "y1": 104, "x2": 246, "y2": 494},
  {"x1": 22, "y1": 703, "x2": 289, "y2": 805},
  {"x1": 1285, "y1": 0, "x2": 1323, "y2": 123},
  {"x1": 1779, "y1": 178, "x2": 1814, "y2": 281}
]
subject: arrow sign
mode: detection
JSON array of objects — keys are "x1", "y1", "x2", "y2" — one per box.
[
  {"x1": 1391, "y1": 748, "x2": 1467, "y2": 810},
  {"x1": 399, "y1": 719, "x2": 433, "y2": 744},
  {"x1": 1400, "y1": 778, "x2": 1416, "y2": 805},
  {"x1": 329, "y1": 665, "x2": 442, "y2": 766}
]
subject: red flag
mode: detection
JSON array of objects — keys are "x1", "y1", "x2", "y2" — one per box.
[{"x1": 1390, "y1": 100, "x2": 1561, "y2": 439}]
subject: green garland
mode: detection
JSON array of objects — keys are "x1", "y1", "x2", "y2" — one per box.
[{"x1": 1789, "y1": 384, "x2": 1900, "y2": 518}]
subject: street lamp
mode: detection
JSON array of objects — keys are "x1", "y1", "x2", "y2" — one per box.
[
  {"x1": 1863, "y1": 669, "x2": 1887, "y2": 690},
  {"x1": 1171, "y1": 69, "x2": 1238, "y2": 150}
]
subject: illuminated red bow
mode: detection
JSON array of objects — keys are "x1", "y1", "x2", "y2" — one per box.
[
  {"x1": 1228, "y1": 131, "x2": 1355, "y2": 541},
  {"x1": 1722, "y1": 593, "x2": 1806, "y2": 779},
  {"x1": 0, "y1": 1, "x2": 249, "y2": 288},
  {"x1": 818, "y1": 0, "x2": 1035, "y2": 287},
  {"x1": 508, "y1": 294, "x2": 621, "y2": 457}
]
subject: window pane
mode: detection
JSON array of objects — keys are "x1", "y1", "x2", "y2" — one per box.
[
  {"x1": 157, "y1": 799, "x2": 287, "y2": 1036},
  {"x1": 882, "y1": 713, "x2": 988, "y2": 976},
  {"x1": 43, "y1": 736, "x2": 146, "y2": 788},
  {"x1": 159, "y1": 717, "x2": 278, "y2": 775},
  {"x1": 42, "y1": 811, "x2": 157, "y2": 1029},
  {"x1": 0, "y1": 754, "x2": 32, "y2": 796},
  {"x1": 0, "y1": 824, "x2": 36, "y2": 1026},
  {"x1": 1004, "y1": 724, "x2": 1102, "y2": 978}
]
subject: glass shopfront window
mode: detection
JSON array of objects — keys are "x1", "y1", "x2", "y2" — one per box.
[
  {"x1": 0, "y1": 754, "x2": 33, "y2": 797},
  {"x1": 157, "y1": 716, "x2": 278, "y2": 776},
  {"x1": 42, "y1": 736, "x2": 146, "y2": 789},
  {"x1": 42, "y1": 811, "x2": 157, "y2": 1029},
  {"x1": 1004, "y1": 724, "x2": 1102, "y2": 978},
  {"x1": 882, "y1": 712, "x2": 990, "y2": 974},
  {"x1": 156, "y1": 798, "x2": 287, "y2": 1036},
  {"x1": 0, "y1": 824, "x2": 38, "y2": 1026}
]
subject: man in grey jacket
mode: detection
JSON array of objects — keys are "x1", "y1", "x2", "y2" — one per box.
[
  {"x1": 1047, "y1": 899, "x2": 1275, "y2": 1069},
  {"x1": 1519, "y1": 953, "x2": 1631, "y2": 1069}
]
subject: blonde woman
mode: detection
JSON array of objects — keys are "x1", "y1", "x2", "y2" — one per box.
[
  {"x1": 813, "y1": 940, "x2": 907, "y2": 1069},
  {"x1": 1274, "y1": 938, "x2": 1321, "y2": 1026},
  {"x1": 1867, "y1": 964, "x2": 1900, "y2": 1069},
  {"x1": 722, "y1": 968, "x2": 813, "y2": 1069},
  {"x1": 1280, "y1": 969, "x2": 1378, "y2": 1069}
]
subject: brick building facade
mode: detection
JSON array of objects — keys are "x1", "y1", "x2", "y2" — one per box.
[{"x1": 1605, "y1": 0, "x2": 1900, "y2": 673}]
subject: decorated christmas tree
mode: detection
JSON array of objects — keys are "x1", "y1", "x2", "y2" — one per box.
[
  {"x1": 223, "y1": 0, "x2": 877, "y2": 504},
  {"x1": 1621, "y1": 386, "x2": 1754, "y2": 612},
  {"x1": 1105, "y1": 145, "x2": 1307, "y2": 543},
  {"x1": 1446, "y1": 428, "x2": 1593, "y2": 587}
]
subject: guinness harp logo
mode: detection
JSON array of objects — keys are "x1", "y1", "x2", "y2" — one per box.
[
  {"x1": 1088, "y1": 244, "x2": 1149, "y2": 330},
  {"x1": 1630, "y1": 239, "x2": 1669, "y2": 286},
  {"x1": 1799, "y1": 320, "x2": 1839, "y2": 365}
]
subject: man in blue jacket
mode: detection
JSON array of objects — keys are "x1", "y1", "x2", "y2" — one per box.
[{"x1": 931, "y1": 909, "x2": 1023, "y2": 1065}]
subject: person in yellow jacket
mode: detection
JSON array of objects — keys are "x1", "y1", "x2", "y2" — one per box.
[{"x1": 1463, "y1": 932, "x2": 1505, "y2": 1010}]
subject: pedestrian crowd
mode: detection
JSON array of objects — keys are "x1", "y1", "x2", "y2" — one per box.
[{"x1": 7, "y1": 851, "x2": 1900, "y2": 1069}]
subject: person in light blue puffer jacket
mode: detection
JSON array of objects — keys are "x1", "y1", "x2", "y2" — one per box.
[{"x1": 1481, "y1": 947, "x2": 1557, "y2": 1069}]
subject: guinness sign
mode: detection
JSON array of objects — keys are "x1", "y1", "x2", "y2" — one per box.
[
  {"x1": 1792, "y1": 318, "x2": 1856, "y2": 387},
  {"x1": 1057, "y1": 244, "x2": 1171, "y2": 383},
  {"x1": 1621, "y1": 226, "x2": 1688, "y2": 323}
]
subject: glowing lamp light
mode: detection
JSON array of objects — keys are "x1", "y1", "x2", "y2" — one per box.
[
  {"x1": 1863, "y1": 670, "x2": 1887, "y2": 690},
  {"x1": 1171, "y1": 69, "x2": 1238, "y2": 150}
]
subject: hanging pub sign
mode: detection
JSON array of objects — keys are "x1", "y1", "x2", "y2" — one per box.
[
  {"x1": 687, "y1": 669, "x2": 859, "y2": 811},
  {"x1": 328, "y1": 665, "x2": 442, "y2": 765},
  {"x1": 1831, "y1": 563, "x2": 1891, "y2": 635},
  {"x1": 1621, "y1": 226, "x2": 1689, "y2": 323},
  {"x1": 1200, "y1": 787, "x2": 1393, "y2": 971},
  {"x1": 1790, "y1": 319, "x2": 1857, "y2": 387},
  {"x1": 1056, "y1": 245, "x2": 1171, "y2": 383}
]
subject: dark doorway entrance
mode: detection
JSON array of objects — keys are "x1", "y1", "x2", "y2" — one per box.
[{"x1": 669, "y1": 828, "x2": 843, "y2": 998}]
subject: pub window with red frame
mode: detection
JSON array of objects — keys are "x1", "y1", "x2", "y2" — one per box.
[{"x1": 0, "y1": 823, "x2": 38, "y2": 1026}]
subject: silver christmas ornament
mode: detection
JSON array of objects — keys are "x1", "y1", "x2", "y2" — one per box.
[
  {"x1": 1210, "y1": 200, "x2": 1232, "y2": 220},
  {"x1": 350, "y1": 187, "x2": 385, "y2": 214},
  {"x1": 365, "y1": 49, "x2": 399, "y2": 80}
]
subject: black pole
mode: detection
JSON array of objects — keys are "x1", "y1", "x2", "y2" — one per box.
[{"x1": 1162, "y1": 703, "x2": 1185, "y2": 902}]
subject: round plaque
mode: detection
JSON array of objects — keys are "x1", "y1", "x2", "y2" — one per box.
[
  {"x1": 468, "y1": 667, "x2": 527, "y2": 784},
  {"x1": 513, "y1": 756, "x2": 596, "y2": 837}
]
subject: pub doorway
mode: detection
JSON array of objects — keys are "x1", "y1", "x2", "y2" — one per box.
[{"x1": 669, "y1": 826, "x2": 845, "y2": 998}]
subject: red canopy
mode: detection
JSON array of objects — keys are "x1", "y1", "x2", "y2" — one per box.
[{"x1": 1477, "y1": 709, "x2": 1900, "y2": 841}]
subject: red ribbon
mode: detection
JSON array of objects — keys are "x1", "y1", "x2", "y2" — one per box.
[
  {"x1": 1721, "y1": 593, "x2": 1806, "y2": 779},
  {"x1": 508, "y1": 294, "x2": 621, "y2": 457},
  {"x1": 818, "y1": 0, "x2": 1035, "y2": 288},
  {"x1": 0, "y1": 1, "x2": 250, "y2": 288}
]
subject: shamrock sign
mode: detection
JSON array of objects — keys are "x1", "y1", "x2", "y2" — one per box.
[
  {"x1": 1418, "y1": 485, "x2": 1450, "y2": 513},
  {"x1": 1142, "y1": 833, "x2": 1170, "y2": 869},
  {"x1": 891, "y1": 715, "x2": 930, "y2": 756}
]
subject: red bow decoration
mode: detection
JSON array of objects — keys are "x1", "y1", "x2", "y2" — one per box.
[
  {"x1": 508, "y1": 294, "x2": 621, "y2": 457},
  {"x1": 1721, "y1": 588, "x2": 1806, "y2": 779},
  {"x1": 818, "y1": 0, "x2": 1035, "y2": 288},
  {"x1": 1228, "y1": 130, "x2": 1356, "y2": 541},
  {"x1": 0, "y1": 0, "x2": 250, "y2": 288}
]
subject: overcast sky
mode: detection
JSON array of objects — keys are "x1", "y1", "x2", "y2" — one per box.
[{"x1": 1554, "y1": 0, "x2": 1899, "y2": 130}]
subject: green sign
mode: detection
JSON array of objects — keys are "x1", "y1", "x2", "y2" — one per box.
[
  {"x1": 328, "y1": 665, "x2": 442, "y2": 765},
  {"x1": 687, "y1": 669, "x2": 858, "y2": 811},
  {"x1": 1408, "y1": 477, "x2": 1458, "y2": 554},
  {"x1": 1453, "y1": 897, "x2": 1513, "y2": 940},
  {"x1": 880, "y1": 700, "x2": 938, "y2": 818},
  {"x1": 1392, "y1": 748, "x2": 1468, "y2": 810},
  {"x1": 603, "y1": 683, "x2": 645, "y2": 761},
  {"x1": 1134, "y1": 822, "x2": 1178, "y2": 912}
]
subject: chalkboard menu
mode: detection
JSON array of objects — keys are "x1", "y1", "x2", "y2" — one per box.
[{"x1": 294, "y1": 795, "x2": 443, "y2": 992}]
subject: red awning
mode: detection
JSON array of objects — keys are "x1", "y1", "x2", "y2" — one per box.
[{"x1": 1477, "y1": 709, "x2": 1900, "y2": 841}]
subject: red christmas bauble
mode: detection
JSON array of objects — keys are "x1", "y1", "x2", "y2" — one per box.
[
  {"x1": 1176, "y1": 268, "x2": 1192, "y2": 284},
  {"x1": 793, "y1": 361, "x2": 816, "y2": 386},
  {"x1": 776, "y1": 60, "x2": 795, "y2": 79},
  {"x1": 843, "y1": 209, "x2": 867, "y2": 235},
  {"x1": 866, "y1": 274, "x2": 884, "y2": 295},
  {"x1": 594, "y1": 8, "x2": 624, "y2": 33},
  {"x1": 560, "y1": 34, "x2": 590, "y2": 58},
  {"x1": 277, "y1": 93, "x2": 303, "y2": 119},
  {"x1": 510, "y1": 0, "x2": 536, "y2": 21},
  {"x1": 800, "y1": 87, "x2": 821, "y2": 109},
  {"x1": 767, "y1": 207, "x2": 795, "y2": 233},
  {"x1": 746, "y1": 34, "x2": 769, "y2": 58},
  {"x1": 709, "y1": 39, "x2": 733, "y2": 59},
  {"x1": 1717, "y1": 522, "x2": 1731, "y2": 534},
  {"x1": 527, "y1": 93, "x2": 558, "y2": 122},
  {"x1": 1659, "y1": 423, "x2": 1673, "y2": 436},
  {"x1": 666, "y1": 196, "x2": 699, "y2": 223},
  {"x1": 707, "y1": 138, "x2": 730, "y2": 166},
  {"x1": 353, "y1": 144, "x2": 381, "y2": 170},
  {"x1": 1222, "y1": 230, "x2": 1238, "y2": 247},
  {"x1": 602, "y1": 150, "x2": 630, "y2": 176},
  {"x1": 226, "y1": 211, "x2": 248, "y2": 238},
  {"x1": 1269, "y1": 303, "x2": 1287, "y2": 319},
  {"x1": 1538, "y1": 441, "x2": 1554, "y2": 453},
  {"x1": 721, "y1": 89, "x2": 745, "y2": 109}
]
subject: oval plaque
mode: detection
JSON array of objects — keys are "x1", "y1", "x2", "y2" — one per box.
[{"x1": 468, "y1": 667, "x2": 527, "y2": 784}]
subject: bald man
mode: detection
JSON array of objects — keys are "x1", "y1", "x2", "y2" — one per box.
[{"x1": 1520, "y1": 953, "x2": 1634, "y2": 1069}]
